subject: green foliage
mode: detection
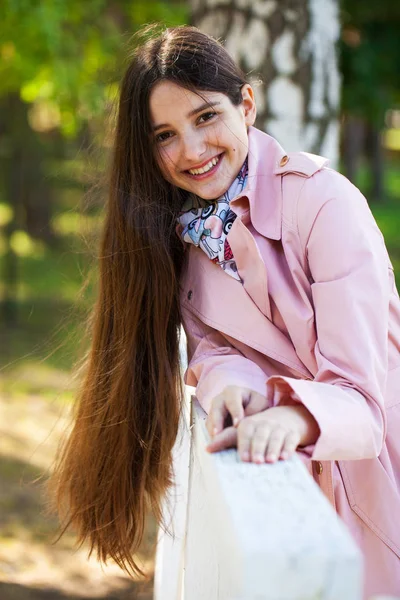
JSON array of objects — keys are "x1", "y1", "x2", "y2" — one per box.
[
  {"x1": 341, "y1": 1, "x2": 400, "y2": 25},
  {"x1": 341, "y1": 0, "x2": 400, "y2": 125},
  {"x1": 1, "y1": 0, "x2": 187, "y2": 137}
]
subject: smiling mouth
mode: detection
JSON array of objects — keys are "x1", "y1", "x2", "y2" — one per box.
[{"x1": 186, "y1": 154, "x2": 222, "y2": 176}]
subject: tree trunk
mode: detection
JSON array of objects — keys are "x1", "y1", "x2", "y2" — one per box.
[
  {"x1": 342, "y1": 114, "x2": 366, "y2": 184},
  {"x1": 190, "y1": 0, "x2": 340, "y2": 166},
  {"x1": 1, "y1": 95, "x2": 24, "y2": 325}
]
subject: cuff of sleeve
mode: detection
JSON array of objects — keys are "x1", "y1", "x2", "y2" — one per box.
[{"x1": 266, "y1": 375, "x2": 382, "y2": 460}]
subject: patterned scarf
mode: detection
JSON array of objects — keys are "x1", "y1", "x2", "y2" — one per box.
[{"x1": 176, "y1": 158, "x2": 248, "y2": 281}]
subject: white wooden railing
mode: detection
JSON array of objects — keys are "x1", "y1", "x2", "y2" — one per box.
[{"x1": 154, "y1": 341, "x2": 398, "y2": 600}]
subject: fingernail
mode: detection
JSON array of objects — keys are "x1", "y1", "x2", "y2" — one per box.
[
  {"x1": 213, "y1": 427, "x2": 218, "y2": 435},
  {"x1": 281, "y1": 451, "x2": 288, "y2": 460},
  {"x1": 241, "y1": 451, "x2": 250, "y2": 462},
  {"x1": 254, "y1": 454, "x2": 264, "y2": 463},
  {"x1": 267, "y1": 453, "x2": 277, "y2": 462},
  {"x1": 233, "y1": 417, "x2": 240, "y2": 426}
]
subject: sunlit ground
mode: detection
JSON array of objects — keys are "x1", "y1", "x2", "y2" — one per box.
[
  {"x1": 0, "y1": 359, "x2": 156, "y2": 599},
  {"x1": 0, "y1": 362, "x2": 156, "y2": 599}
]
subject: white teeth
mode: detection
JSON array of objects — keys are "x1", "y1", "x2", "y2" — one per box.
[{"x1": 189, "y1": 156, "x2": 219, "y2": 175}]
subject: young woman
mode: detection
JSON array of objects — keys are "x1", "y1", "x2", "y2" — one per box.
[{"x1": 51, "y1": 25, "x2": 400, "y2": 598}]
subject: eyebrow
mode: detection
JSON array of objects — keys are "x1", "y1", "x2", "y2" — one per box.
[{"x1": 152, "y1": 101, "x2": 222, "y2": 132}]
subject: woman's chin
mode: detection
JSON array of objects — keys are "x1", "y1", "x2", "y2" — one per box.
[{"x1": 186, "y1": 176, "x2": 235, "y2": 200}]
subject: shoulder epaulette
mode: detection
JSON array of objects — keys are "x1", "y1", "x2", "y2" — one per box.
[{"x1": 273, "y1": 152, "x2": 330, "y2": 177}]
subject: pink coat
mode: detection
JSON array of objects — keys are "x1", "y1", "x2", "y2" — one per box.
[{"x1": 180, "y1": 126, "x2": 400, "y2": 598}]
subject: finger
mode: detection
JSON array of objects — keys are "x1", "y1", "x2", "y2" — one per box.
[
  {"x1": 250, "y1": 423, "x2": 271, "y2": 464},
  {"x1": 206, "y1": 395, "x2": 228, "y2": 437},
  {"x1": 280, "y1": 431, "x2": 301, "y2": 460},
  {"x1": 237, "y1": 420, "x2": 257, "y2": 462},
  {"x1": 248, "y1": 422, "x2": 273, "y2": 464},
  {"x1": 225, "y1": 386, "x2": 247, "y2": 427},
  {"x1": 206, "y1": 426, "x2": 237, "y2": 453},
  {"x1": 244, "y1": 391, "x2": 269, "y2": 417},
  {"x1": 264, "y1": 427, "x2": 286, "y2": 463}
]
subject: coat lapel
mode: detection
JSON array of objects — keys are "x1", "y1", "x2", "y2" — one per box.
[
  {"x1": 181, "y1": 246, "x2": 312, "y2": 379},
  {"x1": 227, "y1": 217, "x2": 272, "y2": 320}
]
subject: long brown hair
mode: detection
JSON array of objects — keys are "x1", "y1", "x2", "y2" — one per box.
[{"x1": 49, "y1": 24, "x2": 248, "y2": 576}]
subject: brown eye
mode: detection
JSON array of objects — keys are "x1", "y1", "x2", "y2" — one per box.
[
  {"x1": 197, "y1": 111, "x2": 217, "y2": 124},
  {"x1": 155, "y1": 131, "x2": 173, "y2": 143}
]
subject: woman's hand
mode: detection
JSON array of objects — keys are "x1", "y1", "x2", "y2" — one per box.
[
  {"x1": 205, "y1": 385, "x2": 269, "y2": 437},
  {"x1": 206, "y1": 405, "x2": 320, "y2": 464}
]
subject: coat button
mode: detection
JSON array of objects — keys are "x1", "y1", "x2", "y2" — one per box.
[
  {"x1": 279, "y1": 155, "x2": 289, "y2": 167},
  {"x1": 187, "y1": 290, "x2": 193, "y2": 300},
  {"x1": 316, "y1": 461, "x2": 323, "y2": 475}
]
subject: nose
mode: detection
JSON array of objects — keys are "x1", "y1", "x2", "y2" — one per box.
[{"x1": 180, "y1": 131, "x2": 207, "y2": 165}]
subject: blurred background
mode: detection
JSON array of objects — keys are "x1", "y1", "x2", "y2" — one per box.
[{"x1": 0, "y1": 1, "x2": 399, "y2": 599}]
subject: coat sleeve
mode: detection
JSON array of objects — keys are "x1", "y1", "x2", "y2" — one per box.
[
  {"x1": 182, "y1": 305, "x2": 269, "y2": 414},
  {"x1": 267, "y1": 170, "x2": 391, "y2": 461}
]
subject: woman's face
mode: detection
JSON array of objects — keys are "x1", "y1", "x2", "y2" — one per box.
[{"x1": 149, "y1": 81, "x2": 256, "y2": 200}]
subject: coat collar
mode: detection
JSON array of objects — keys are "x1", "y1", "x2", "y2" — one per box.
[
  {"x1": 230, "y1": 126, "x2": 286, "y2": 240},
  {"x1": 230, "y1": 126, "x2": 330, "y2": 240}
]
